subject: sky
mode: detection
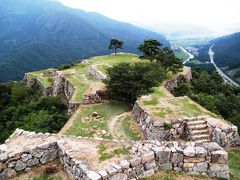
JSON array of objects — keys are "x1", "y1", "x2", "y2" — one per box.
[{"x1": 58, "y1": 0, "x2": 240, "y2": 34}]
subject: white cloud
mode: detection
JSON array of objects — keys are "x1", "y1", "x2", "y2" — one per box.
[{"x1": 58, "y1": 0, "x2": 240, "y2": 33}]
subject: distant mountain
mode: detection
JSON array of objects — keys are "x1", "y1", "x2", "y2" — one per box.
[
  {"x1": 209, "y1": 32, "x2": 240, "y2": 83},
  {"x1": 147, "y1": 22, "x2": 214, "y2": 38},
  {"x1": 0, "y1": 0, "x2": 170, "y2": 82},
  {"x1": 211, "y1": 32, "x2": 240, "y2": 68}
]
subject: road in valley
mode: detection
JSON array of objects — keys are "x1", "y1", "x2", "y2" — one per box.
[
  {"x1": 179, "y1": 46, "x2": 194, "y2": 64},
  {"x1": 209, "y1": 44, "x2": 239, "y2": 86}
]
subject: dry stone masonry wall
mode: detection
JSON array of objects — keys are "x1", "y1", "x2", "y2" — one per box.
[
  {"x1": 0, "y1": 129, "x2": 230, "y2": 180},
  {"x1": 132, "y1": 67, "x2": 239, "y2": 147},
  {"x1": 89, "y1": 65, "x2": 106, "y2": 81},
  {"x1": 23, "y1": 71, "x2": 80, "y2": 113}
]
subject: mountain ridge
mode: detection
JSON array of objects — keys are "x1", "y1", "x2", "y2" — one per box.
[{"x1": 0, "y1": 0, "x2": 170, "y2": 82}]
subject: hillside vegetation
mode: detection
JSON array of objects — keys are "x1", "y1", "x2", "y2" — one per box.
[
  {"x1": 0, "y1": 82, "x2": 69, "y2": 143},
  {"x1": 0, "y1": 0, "x2": 169, "y2": 83}
]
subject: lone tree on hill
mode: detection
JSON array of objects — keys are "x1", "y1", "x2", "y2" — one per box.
[
  {"x1": 108, "y1": 39, "x2": 123, "y2": 55},
  {"x1": 138, "y1": 39, "x2": 162, "y2": 61},
  {"x1": 104, "y1": 62, "x2": 166, "y2": 103}
]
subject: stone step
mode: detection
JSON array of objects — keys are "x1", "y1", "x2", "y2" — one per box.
[
  {"x1": 187, "y1": 120, "x2": 206, "y2": 126},
  {"x1": 186, "y1": 117, "x2": 206, "y2": 122},
  {"x1": 194, "y1": 139, "x2": 210, "y2": 144},
  {"x1": 192, "y1": 134, "x2": 210, "y2": 140},
  {"x1": 191, "y1": 129, "x2": 209, "y2": 136},
  {"x1": 188, "y1": 124, "x2": 208, "y2": 130}
]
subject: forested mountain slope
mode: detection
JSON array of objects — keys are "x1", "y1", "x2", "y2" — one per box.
[{"x1": 0, "y1": 0, "x2": 169, "y2": 82}]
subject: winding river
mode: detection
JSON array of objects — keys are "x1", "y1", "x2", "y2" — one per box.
[
  {"x1": 179, "y1": 46, "x2": 194, "y2": 64},
  {"x1": 209, "y1": 45, "x2": 239, "y2": 86}
]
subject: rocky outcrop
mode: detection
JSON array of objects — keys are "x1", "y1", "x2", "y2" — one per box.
[{"x1": 0, "y1": 129, "x2": 230, "y2": 180}]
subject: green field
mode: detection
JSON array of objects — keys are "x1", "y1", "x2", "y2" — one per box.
[
  {"x1": 65, "y1": 102, "x2": 131, "y2": 138},
  {"x1": 175, "y1": 51, "x2": 189, "y2": 62}
]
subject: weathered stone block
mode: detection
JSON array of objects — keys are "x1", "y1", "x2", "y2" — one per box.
[
  {"x1": 86, "y1": 171, "x2": 102, "y2": 180},
  {"x1": 195, "y1": 162, "x2": 208, "y2": 172},
  {"x1": 141, "y1": 151, "x2": 154, "y2": 163},
  {"x1": 106, "y1": 166, "x2": 118, "y2": 176},
  {"x1": 153, "y1": 148, "x2": 171, "y2": 163},
  {"x1": 209, "y1": 163, "x2": 228, "y2": 173},
  {"x1": 40, "y1": 149, "x2": 58, "y2": 164},
  {"x1": 21, "y1": 153, "x2": 32, "y2": 163},
  {"x1": 109, "y1": 173, "x2": 127, "y2": 180},
  {"x1": 129, "y1": 157, "x2": 141, "y2": 167},
  {"x1": 119, "y1": 160, "x2": 130, "y2": 169},
  {"x1": 211, "y1": 150, "x2": 228, "y2": 164},
  {"x1": 14, "y1": 160, "x2": 26, "y2": 171},
  {"x1": 159, "y1": 163, "x2": 172, "y2": 170},
  {"x1": 202, "y1": 142, "x2": 222, "y2": 152},
  {"x1": 27, "y1": 158, "x2": 39, "y2": 167},
  {"x1": 98, "y1": 170, "x2": 109, "y2": 179},
  {"x1": 195, "y1": 146, "x2": 207, "y2": 157},
  {"x1": 183, "y1": 146, "x2": 195, "y2": 157},
  {"x1": 144, "y1": 160, "x2": 156, "y2": 170},
  {"x1": 171, "y1": 153, "x2": 183, "y2": 164},
  {"x1": 0, "y1": 153, "x2": 8, "y2": 162}
]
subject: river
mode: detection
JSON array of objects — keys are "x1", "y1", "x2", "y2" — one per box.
[
  {"x1": 179, "y1": 46, "x2": 194, "y2": 64},
  {"x1": 209, "y1": 45, "x2": 239, "y2": 86}
]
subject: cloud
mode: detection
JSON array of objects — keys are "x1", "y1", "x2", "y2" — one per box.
[{"x1": 58, "y1": 0, "x2": 240, "y2": 33}]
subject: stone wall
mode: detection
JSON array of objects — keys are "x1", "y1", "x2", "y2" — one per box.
[
  {"x1": 207, "y1": 121, "x2": 239, "y2": 147},
  {"x1": 82, "y1": 90, "x2": 109, "y2": 105},
  {"x1": 0, "y1": 129, "x2": 230, "y2": 180},
  {"x1": 23, "y1": 72, "x2": 80, "y2": 113},
  {"x1": 164, "y1": 67, "x2": 192, "y2": 93},
  {"x1": 132, "y1": 102, "x2": 187, "y2": 141},
  {"x1": 89, "y1": 65, "x2": 106, "y2": 80},
  {"x1": 132, "y1": 102, "x2": 239, "y2": 147}
]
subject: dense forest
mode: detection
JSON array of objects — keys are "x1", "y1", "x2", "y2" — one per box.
[
  {"x1": 173, "y1": 69, "x2": 240, "y2": 132},
  {"x1": 0, "y1": 82, "x2": 69, "y2": 143}
]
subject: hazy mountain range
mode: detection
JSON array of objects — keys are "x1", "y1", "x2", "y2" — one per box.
[{"x1": 0, "y1": 0, "x2": 169, "y2": 82}]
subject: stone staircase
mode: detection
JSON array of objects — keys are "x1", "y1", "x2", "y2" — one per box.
[{"x1": 187, "y1": 118, "x2": 211, "y2": 144}]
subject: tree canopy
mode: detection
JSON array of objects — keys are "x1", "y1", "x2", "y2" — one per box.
[
  {"x1": 0, "y1": 82, "x2": 69, "y2": 143},
  {"x1": 138, "y1": 39, "x2": 183, "y2": 72},
  {"x1": 104, "y1": 62, "x2": 166, "y2": 103},
  {"x1": 108, "y1": 39, "x2": 123, "y2": 55}
]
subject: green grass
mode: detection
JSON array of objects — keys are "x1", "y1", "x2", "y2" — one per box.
[
  {"x1": 143, "y1": 98, "x2": 158, "y2": 106},
  {"x1": 27, "y1": 68, "x2": 56, "y2": 88},
  {"x1": 33, "y1": 175, "x2": 62, "y2": 180},
  {"x1": 153, "y1": 108, "x2": 173, "y2": 118},
  {"x1": 98, "y1": 143, "x2": 129, "y2": 162},
  {"x1": 88, "y1": 54, "x2": 141, "y2": 66},
  {"x1": 171, "y1": 98, "x2": 205, "y2": 117},
  {"x1": 228, "y1": 148, "x2": 240, "y2": 180},
  {"x1": 96, "y1": 64, "x2": 110, "y2": 75},
  {"x1": 175, "y1": 51, "x2": 188, "y2": 62},
  {"x1": 65, "y1": 102, "x2": 130, "y2": 138},
  {"x1": 63, "y1": 63, "x2": 98, "y2": 102},
  {"x1": 121, "y1": 116, "x2": 142, "y2": 141}
]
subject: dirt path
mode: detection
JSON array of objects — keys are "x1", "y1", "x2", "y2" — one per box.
[{"x1": 109, "y1": 112, "x2": 131, "y2": 139}]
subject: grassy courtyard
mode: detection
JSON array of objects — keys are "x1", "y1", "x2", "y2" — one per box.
[{"x1": 64, "y1": 101, "x2": 131, "y2": 138}]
